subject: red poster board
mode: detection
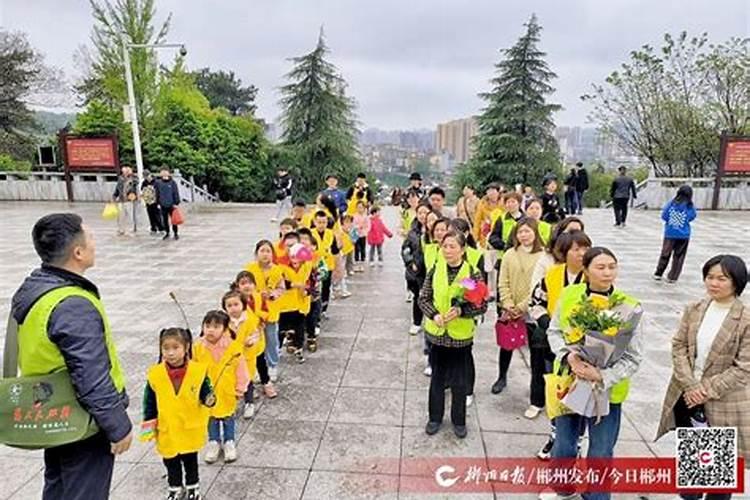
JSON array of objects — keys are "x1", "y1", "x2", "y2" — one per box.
[
  {"x1": 63, "y1": 136, "x2": 119, "y2": 171},
  {"x1": 722, "y1": 137, "x2": 750, "y2": 174}
]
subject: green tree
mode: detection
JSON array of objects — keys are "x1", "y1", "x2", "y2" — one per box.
[
  {"x1": 279, "y1": 30, "x2": 361, "y2": 197},
  {"x1": 583, "y1": 33, "x2": 749, "y2": 177},
  {"x1": 193, "y1": 68, "x2": 258, "y2": 116},
  {"x1": 456, "y1": 14, "x2": 561, "y2": 193},
  {"x1": 75, "y1": 0, "x2": 170, "y2": 120}
]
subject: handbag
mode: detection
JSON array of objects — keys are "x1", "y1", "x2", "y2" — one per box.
[
  {"x1": 0, "y1": 315, "x2": 99, "y2": 449},
  {"x1": 101, "y1": 203, "x2": 119, "y2": 220},
  {"x1": 495, "y1": 316, "x2": 527, "y2": 350},
  {"x1": 544, "y1": 362, "x2": 574, "y2": 419},
  {"x1": 170, "y1": 206, "x2": 185, "y2": 225}
]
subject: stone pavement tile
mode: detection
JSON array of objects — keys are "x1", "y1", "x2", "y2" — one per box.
[
  {"x1": 301, "y1": 470, "x2": 399, "y2": 500},
  {"x1": 401, "y1": 424, "x2": 487, "y2": 476},
  {"x1": 475, "y1": 377, "x2": 549, "y2": 436},
  {"x1": 399, "y1": 473, "x2": 496, "y2": 500},
  {"x1": 255, "y1": 383, "x2": 336, "y2": 422},
  {"x1": 351, "y1": 336, "x2": 409, "y2": 362},
  {"x1": 312, "y1": 422, "x2": 401, "y2": 474},
  {"x1": 206, "y1": 466, "x2": 308, "y2": 499},
  {"x1": 230, "y1": 418, "x2": 325, "y2": 469},
  {"x1": 275, "y1": 355, "x2": 348, "y2": 388},
  {"x1": 0, "y1": 457, "x2": 44, "y2": 498},
  {"x1": 341, "y1": 359, "x2": 406, "y2": 389},
  {"x1": 310, "y1": 334, "x2": 356, "y2": 360},
  {"x1": 329, "y1": 387, "x2": 405, "y2": 427},
  {"x1": 612, "y1": 438, "x2": 656, "y2": 457},
  {"x1": 483, "y1": 429, "x2": 548, "y2": 459},
  {"x1": 110, "y1": 462, "x2": 218, "y2": 499},
  {"x1": 403, "y1": 389, "x2": 428, "y2": 427}
]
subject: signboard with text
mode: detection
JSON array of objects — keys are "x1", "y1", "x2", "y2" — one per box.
[
  {"x1": 62, "y1": 136, "x2": 119, "y2": 172},
  {"x1": 721, "y1": 136, "x2": 750, "y2": 174}
]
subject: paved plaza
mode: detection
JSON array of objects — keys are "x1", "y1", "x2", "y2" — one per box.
[{"x1": 0, "y1": 201, "x2": 749, "y2": 499}]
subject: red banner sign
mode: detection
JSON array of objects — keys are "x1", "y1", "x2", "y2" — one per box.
[
  {"x1": 64, "y1": 137, "x2": 118, "y2": 171},
  {"x1": 721, "y1": 137, "x2": 750, "y2": 174}
]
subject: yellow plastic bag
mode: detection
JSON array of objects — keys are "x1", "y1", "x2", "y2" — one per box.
[
  {"x1": 102, "y1": 203, "x2": 119, "y2": 221},
  {"x1": 544, "y1": 362, "x2": 575, "y2": 419}
]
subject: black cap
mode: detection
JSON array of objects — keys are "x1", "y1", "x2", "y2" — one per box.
[{"x1": 409, "y1": 172, "x2": 422, "y2": 181}]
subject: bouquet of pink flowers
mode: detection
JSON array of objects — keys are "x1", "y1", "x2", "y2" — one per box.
[{"x1": 451, "y1": 278, "x2": 489, "y2": 308}]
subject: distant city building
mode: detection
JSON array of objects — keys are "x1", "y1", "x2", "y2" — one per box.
[
  {"x1": 554, "y1": 126, "x2": 640, "y2": 167},
  {"x1": 435, "y1": 117, "x2": 478, "y2": 165}
]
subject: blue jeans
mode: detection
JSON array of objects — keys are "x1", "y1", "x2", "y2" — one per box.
[
  {"x1": 264, "y1": 322, "x2": 279, "y2": 368},
  {"x1": 208, "y1": 417, "x2": 235, "y2": 443},
  {"x1": 552, "y1": 403, "x2": 622, "y2": 500}
]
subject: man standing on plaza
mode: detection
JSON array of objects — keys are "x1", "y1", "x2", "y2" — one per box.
[
  {"x1": 574, "y1": 161, "x2": 589, "y2": 214},
  {"x1": 321, "y1": 174, "x2": 348, "y2": 214},
  {"x1": 271, "y1": 167, "x2": 294, "y2": 222},
  {"x1": 155, "y1": 168, "x2": 181, "y2": 240},
  {"x1": 112, "y1": 165, "x2": 138, "y2": 236},
  {"x1": 610, "y1": 165, "x2": 637, "y2": 227},
  {"x1": 10, "y1": 213, "x2": 132, "y2": 499}
]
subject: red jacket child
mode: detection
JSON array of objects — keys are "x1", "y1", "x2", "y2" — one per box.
[{"x1": 367, "y1": 211, "x2": 393, "y2": 246}]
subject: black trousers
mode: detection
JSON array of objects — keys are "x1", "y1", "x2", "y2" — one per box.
[
  {"x1": 467, "y1": 344, "x2": 476, "y2": 397},
  {"x1": 354, "y1": 237, "x2": 367, "y2": 262},
  {"x1": 406, "y1": 279, "x2": 424, "y2": 327},
  {"x1": 655, "y1": 238, "x2": 690, "y2": 281},
  {"x1": 305, "y1": 299, "x2": 321, "y2": 338},
  {"x1": 279, "y1": 311, "x2": 305, "y2": 349},
  {"x1": 160, "y1": 206, "x2": 178, "y2": 235},
  {"x1": 163, "y1": 452, "x2": 199, "y2": 488},
  {"x1": 43, "y1": 432, "x2": 114, "y2": 500},
  {"x1": 321, "y1": 275, "x2": 332, "y2": 313},
  {"x1": 530, "y1": 344, "x2": 556, "y2": 407},
  {"x1": 146, "y1": 203, "x2": 163, "y2": 232},
  {"x1": 498, "y1": 347, "x2": 513, "y2": 380},
  {"x1": 429, "y1": 344, "x2": 472, "y2": 426},
  {"x1": 245, "y1": 352, "x2": 270, "y2": 403},
  {"x1": 613, "y1": 198, "x2": 629, "y2": 225}
]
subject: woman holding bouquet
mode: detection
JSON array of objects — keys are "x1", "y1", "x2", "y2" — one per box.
[
  {"x1": 492, "y1": 218, "x2": 544, "y2": 395},
  {"x1": 547, "y1": 247, "x2": 643, "y2": 500},
  {"x1": 656, "y1": 254, "x2": 749, "y2": 500},
  {"x1": 419, "y1": 231, "x2": 487, "y2": 439}
]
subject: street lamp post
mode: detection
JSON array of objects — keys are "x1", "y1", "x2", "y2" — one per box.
[{"x1": 120, "y1": 33, "x2": 186, "y2": 195}]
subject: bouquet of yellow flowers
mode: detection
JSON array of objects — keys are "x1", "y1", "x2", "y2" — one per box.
[{"x1": 561, "y1": 292, "x2": 638, "y2": 419}]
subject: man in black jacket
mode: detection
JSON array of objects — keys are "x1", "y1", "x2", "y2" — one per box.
[
  {"x1": 610, "y1": 166, "x2": 637, "y2": 227},
  {"x1": 272, "y1": 168, "x2": 294, "y2": 222},
  {"x1": 155, "y1": 168, "x2": 181, "y2": 240},
  {"x1": 11, "y1": 213, "x2": 132, "y2": 500},
  {"x1": 574, "y1": 162, "x2": 589, "y2": 214}
]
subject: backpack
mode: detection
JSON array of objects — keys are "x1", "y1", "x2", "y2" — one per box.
[{"x1": 142, "y1": 184, "x2": 157, "y2": 205}]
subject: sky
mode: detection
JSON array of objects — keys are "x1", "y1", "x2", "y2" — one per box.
[{"x1": 2, "y1": 0, "x2": 748, "y2": 130}]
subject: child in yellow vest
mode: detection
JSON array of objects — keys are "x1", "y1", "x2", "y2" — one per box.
[
  {"x1": 244, "y1": 240, "x2": 285, "y2": 381},
  {"x1": 312, "y1": 210, "x2": 338, "y2": 317},
  {"x1": 273, "y1": 218, "x2": 298, "y2": 265},
  {"x1": 192, "y1": 310, "x2": 249, "y2": 464},
  {"x1": 277, "y1": 239, "x2": 314, "y2": 362},
  {"x1": 332, "y1": 215, "x2": 355, "y2": 299},
  {"x1": 298, "y1": 230, "x2": 328, "y2": 352},
  {"x1": 140, "y1": 327, "x2": 215, "y2": 500}
]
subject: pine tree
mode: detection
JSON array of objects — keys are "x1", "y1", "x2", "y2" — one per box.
[
  {"x1": 279, "y1": 30, "x2": 361, "y2": 198},
  {"x1": 462, "y1": 14, "x2": 561, "y2": 190}
]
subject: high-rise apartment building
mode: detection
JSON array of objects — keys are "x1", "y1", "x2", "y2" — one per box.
[{"x1": 436, "y1": 117, "x2": 478, "y2": 164}]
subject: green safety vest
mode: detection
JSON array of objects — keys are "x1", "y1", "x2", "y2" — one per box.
[
  {"x1": 424, "y1": 243, "x2": 439, "y2": 272},
  {"x1": 423, "y1": 260, "x2": 476, "y2": 341},
  {"x1": 466, "y1": 247, "x2": 482, "y2": 269},
  {"x1": 18, "y1": 286, "x2": 126, "y2": 393},
  {"x1": 557, "y1": 283, "x2": 638, "y2": 404},
  {"x1": 538, "y1": 220, "x2": 552, "y2": 246}
]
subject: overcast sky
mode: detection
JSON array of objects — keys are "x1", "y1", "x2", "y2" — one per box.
[{"x1": 2, "y1": 0, "x2": 748, "y2": 130}]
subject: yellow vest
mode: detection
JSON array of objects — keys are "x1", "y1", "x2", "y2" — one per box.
[
  {"x1": 147, "y1": 361, "x2": 210, "y2": 458},
  {"x1": 192, "y1": 338, "x2": 244, "y2": 418},
  {"x1": 557, "y1": 283, "x2": 638, "y2": 404},
  {"x1": 277, "y1": 262, "x2": 313, "y2": 314},
  {"x1": 313, "y1": 228, "x2": 336, "y2": 270},
  {"x1": 545, "y1": 264, "x2": 574, "y2": 316},
  {"x1": 244, "y1": 261, "x2": 284, "y2": 322},
  {"x1": 423, "y1": 260, "x2": 476, "y2": 340},
  {"x1": 340, "y1": 231, "x2": 355, "y2": 256},
  {"x1": 236, "y1": 309, "x2": 265, "y2": 381}
]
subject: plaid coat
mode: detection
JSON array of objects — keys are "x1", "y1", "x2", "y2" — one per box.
[{"x1": 655, "y1": 298, "x2": 750, "y2": 461}]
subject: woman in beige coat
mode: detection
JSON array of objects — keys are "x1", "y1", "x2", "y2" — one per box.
[
  {"x1": 491, "y1": 218, "x2": 544, "y2": 395},
  {"x1": 656, "y1": 254, "x2": 750, "y2": 499}
]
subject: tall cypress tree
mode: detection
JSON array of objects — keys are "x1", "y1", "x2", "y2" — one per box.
[
  {"x1": 279, "y1": 30, "x2": 361, "y2": 197},
  {"x1": 463, "y1": 14, "x2": 561, "y2": 190}
]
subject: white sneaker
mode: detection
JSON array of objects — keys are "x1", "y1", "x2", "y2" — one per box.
[
  {"x1": 524, "y1": 405, "x2": 542, "y2": 419},
  {"x1": 223, "y1": 440, "x2": 238, "y2": 462},
  {"x1": 341, "y1": 290, "x2": 352, "y2": 298},
  {"x1": 369, "y1": 262, "x2": 376, "y2": 267},
  {"x1": 408, "y1": 325, "x2": 420, "y2": 336},
  {"x1": 466, "y1": 395, "x2": 474, "y2": 407},
  {"x1": 204, "y1": 440, "x2": 220, "y2": 463},
  {"x1": 268, "y1": 366, "x2": 278, "y2": 382},
  {"x1": 423, "y1": 364, "x2": 432, "y2": 377},
  {"x1": 405, "y1": 292, "x2": 413, "y2": 303},
  {"x1": 315, "y1": 326, "x2": 320, "y2": 336},
  {"x1": 377, "y1": 261, "x2": 383, "y2": 267},
  {"x1": 243, "y1": 402, "x2": 255, "y2": 419}
]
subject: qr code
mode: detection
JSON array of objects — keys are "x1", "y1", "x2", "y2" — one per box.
[{"x1": 676, "y1": 427, "x2": 738, "y2": 489}]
